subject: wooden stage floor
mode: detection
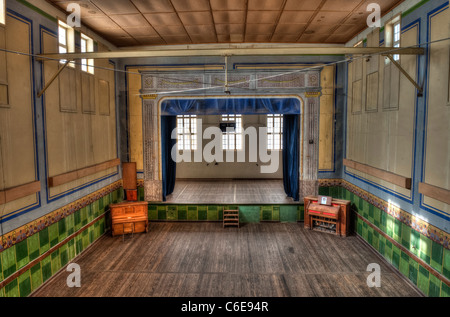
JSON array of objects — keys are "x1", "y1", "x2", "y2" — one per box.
[
  {"x1": 165, "y1": 179, "x2": 297, "y2": 204},
  {"x1": 31, "y1": 222, "x2": 422, "y2": 297}
]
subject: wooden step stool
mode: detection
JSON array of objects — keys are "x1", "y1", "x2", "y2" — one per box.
[{"x1": 223, "y1": 209, "x2": 239, "y2": 228}]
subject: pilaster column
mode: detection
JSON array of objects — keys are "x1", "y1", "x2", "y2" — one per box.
[
  {"x1": 142, "y1": 98, "x2": 163, "y2": 201},
  {"x1": 299, "y1": 94, "x2": 320, "y2": 200}
]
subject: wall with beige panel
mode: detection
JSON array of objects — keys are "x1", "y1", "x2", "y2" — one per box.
[
  {"x1": 346, "y1": 24, "x2": 418, "y2": 199},
  {"x1": 0, "y1": 12, "x2": 38, "y2": 219},
  {"x1": 344, "y1": 0, "x2": 450, "y2": 233},
  {"x1": 423, "y1": 7, "x2": 450, "y2": 217},
  {"x1": 42, "y1": 32, "x2": 117, "y2": 199}
]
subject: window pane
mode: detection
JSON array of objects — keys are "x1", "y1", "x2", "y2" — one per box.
[
  {"x1": 236, "y1": 135, "x2": 242, "y2": 150},
  {"x1": 229, "y1": 134, "x2": 235, "y2": 150},
  {"x1": 58, "y1": 26, "x2": 66, "y2": 45},
  {"x1": 177, "y1": 115, "x2": 197, "y2": 150},
  {"x1": 274, "y1": 134, "x2": 280, "y2": 150},
  {"x1": 0, "y1": 0, "x2": 5, "y2": 25},
  {"x1": 88, "y1": 59, "x2": 94, "y2": 74},
  {"x1": 394, "y1": 23, "x2": 400, "y2": 41},
  {"x1": 191, "y1": 118, "x2": 196, "y2": 133},
  {"x1": 222, "y1": 134, "x2": 227, "y2": 149},
  {"x1": 266, "y1": 114, "x2": 283, "y2": 150},
  {"x1": 81, "y1": 38, "x2": 86, "y2": 52},
  {"x1": 178, "y1": 135, "x2": 183, "y2": 150},
  {"x1": 268, "y1": 134, "x2": 273, "y2": 150},
  {"x1": 81, "y1": 58, "x2": 87, "y2": 72}
]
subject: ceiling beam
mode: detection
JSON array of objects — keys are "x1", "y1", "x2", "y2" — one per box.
[{"x1": 36, "y1": 46, "x2": 425, "y2": 61}]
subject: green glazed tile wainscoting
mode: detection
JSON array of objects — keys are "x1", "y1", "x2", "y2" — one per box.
[
  {"x1": 136, "y1": 183, "x2": 304, "y2": 222},
  {"x1": 147, "y1": 204, "x2": 304, "y2": 223},
  {"x1": 0, "y1": 184, "x2": 124, "y2": 297},
  {"x1": 318, "y1": 185, "x2": 450, "y2": 297}
]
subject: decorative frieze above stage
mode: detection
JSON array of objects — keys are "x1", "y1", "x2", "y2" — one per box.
[
  {"x1": 140, "y1": 68, "x2": 323, "y2": 202},
  {"x1": 141, "y1": 72, "x2": 321, "y2": 92}
]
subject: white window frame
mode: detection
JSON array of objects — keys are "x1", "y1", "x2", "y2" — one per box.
[
  {"x1": 392, "y1": 20, "x2": 401, "y2": 61},
  {"x1": 0, "y1": 0, "x2": 5, "y2": 25},
  {"x1": 384, "y1": 15, "x2": 401, "y2": 64},
  {"x1": 80, "y1": 33, "x2": 94, "y2": 74},
  {"x1": 58, "y1": 20, "x2": 75, "y2": 68},
  {"x1": 267, "y1": 114, "x2": 283, "y2": 150},
  {"x1": 221, "y1": 114, "x2": 242, "y2": 150},
  {"x1": 177, "y1": 115, "x2": 197, "y2": 151}
]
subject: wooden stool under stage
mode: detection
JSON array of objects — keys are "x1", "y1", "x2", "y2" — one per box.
[{"x1": 223, "y1": 209, "x2": 239, "y2": 228}]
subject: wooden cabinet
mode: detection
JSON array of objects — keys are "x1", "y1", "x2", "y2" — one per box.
[
  {"x1": 110, "y1": 201, "x2": 149, "y2": 236},
  {"x1": 304, "y1": 196, "x2": 351, "y2": 237}
]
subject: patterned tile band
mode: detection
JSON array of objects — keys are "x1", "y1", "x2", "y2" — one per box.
[
  {"x1": 0, "y1": 180, "x2": 123, "y2": 253},
  {"x1": 318, "y1": 179, "x2": 450, "y2": 250}
]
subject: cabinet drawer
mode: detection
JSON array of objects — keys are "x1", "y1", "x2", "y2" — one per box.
[{"x1": 112, "y1": 220, "x2": 148, "y2": 236}]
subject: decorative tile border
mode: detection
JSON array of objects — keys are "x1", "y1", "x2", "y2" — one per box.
[
  {"x1": 318, "y1": 179, "x2": 450, "y2": 250},
  {"x1": 0, "y1": 180, "x2": 123, "y2": 253},
  {"x1": 147, "y1": 204, "x2": 304, "y2": 223}
]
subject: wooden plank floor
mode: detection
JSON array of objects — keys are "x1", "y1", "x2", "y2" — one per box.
[
  {"x1": 31, "y1": 222, "x2": 422, "y2": 297},
  {"x1": 166, "y1": 180, "x2": 297, "y2": 204}
]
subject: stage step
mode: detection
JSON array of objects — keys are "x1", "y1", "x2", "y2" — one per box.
[{"x1": 223, "y1": 209, "x2": 239, "y2": 228}]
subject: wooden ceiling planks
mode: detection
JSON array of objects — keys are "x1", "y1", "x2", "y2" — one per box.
[{"x1": 46, "y1": 0, "x2": 405, "y2": 47}]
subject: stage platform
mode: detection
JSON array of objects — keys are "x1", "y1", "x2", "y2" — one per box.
[{"x1": 165, "y1": 179, "x2": 297, "y2": 204}]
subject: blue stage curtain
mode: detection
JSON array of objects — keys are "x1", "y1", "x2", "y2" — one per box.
[
  {"x1": 161, "y1": 97, "x2": 300, "y2": 116},
  {"x1": 161, "y1": 116, "x2": 177, "y2": 201},
  {"x1": 282, "y1": 115, "x2": 299, "y2": 201}
]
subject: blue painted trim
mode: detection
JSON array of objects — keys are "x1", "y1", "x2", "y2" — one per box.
[
  {"x1": 38, "y1": 25, "x2": 54, "y2": 206},
  {"x1": 345, "y1": 170, "x2": 412, "y2": 203},
  {"x1": 0, "y1": 9, "x2": 42, "y2": 222},
  {"x1": 418, "y1": 3, "x2": 450, "y2": 220}
]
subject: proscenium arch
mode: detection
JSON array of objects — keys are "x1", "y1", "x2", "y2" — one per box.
[
  {"x1": 157, "y1": 94, "x2": 304, "y2": 178},
  {"x1": 141, "y1": 92, "x2": 323, "y2": 202}
]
